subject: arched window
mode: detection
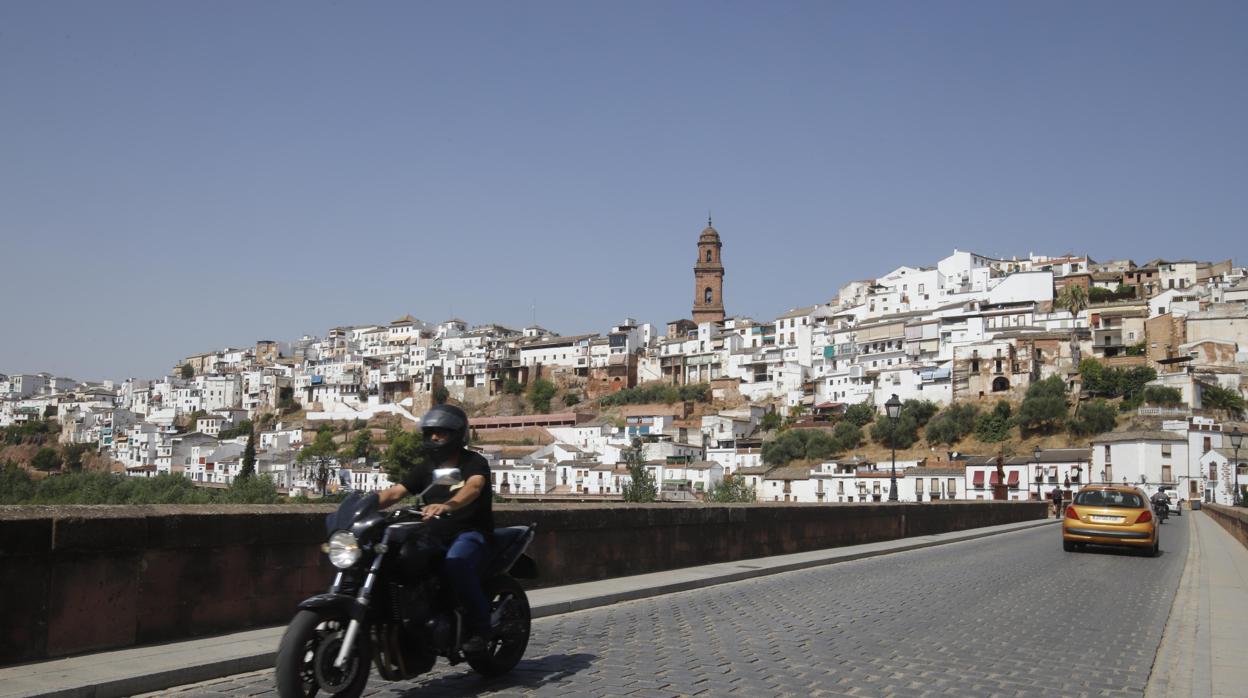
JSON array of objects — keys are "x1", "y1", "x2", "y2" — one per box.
[
  {"x1": 992, "y1": 377, "x2": 1010, "y2": 393},
  {"x1": 704, "y1": 287, "x2": 713, "y2": 304},
  {"x1": 706, "y1": 250, "x2": 713, "y2": 262}
]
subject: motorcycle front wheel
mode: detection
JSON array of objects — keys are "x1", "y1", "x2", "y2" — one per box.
[
  {"x1": 275, "y1": 609, "x2": 371, "y2": 698},
  {"x1": 467, "y1": 576, "x2": 531, "y2": 677}
]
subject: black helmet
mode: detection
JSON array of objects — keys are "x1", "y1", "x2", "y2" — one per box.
[{"x1": 420, "y1": 404, "x2": 468, "y2": 461}]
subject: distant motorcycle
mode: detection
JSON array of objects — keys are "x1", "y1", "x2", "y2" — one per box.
[
  {"x1": 275, "y1": 468, "x2": 538, "y2": 698},
  {"x1": 1152, "y1": 496, "x2": 1169, "y2": 524}
]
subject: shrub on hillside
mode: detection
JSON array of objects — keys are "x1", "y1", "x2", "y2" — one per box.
[
  {"x1": 925, "y1": 403, "x2": 980, "y2": 446},
  {"x1": 904, "y1": 400, "x2": 939, "y2": 428},
  {"x1": 0, "y1": 462, "x2": 35, "y2": 504},
  {"x1": 762, "y1": 427, "x2": 861, "y2": 466},
  {"x1": 598, "y1": 382, "x2": 711, "y2": 406},
  {"x1": 974, "y1": 400, "x2": 1014, "y2": 443},
  {"x1": 843, "y1": 403, "x2": 875, "y2": 427},
  {"x1": 527, "y1": 379, "x2": 557, "y2": 413},
  {"x1": 1142, "y1": 386, "x2": 1183, "y2": 408}
]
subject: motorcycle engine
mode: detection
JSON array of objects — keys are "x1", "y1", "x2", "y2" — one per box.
[{"x1": 395, "y1": 579, "x2": 437, "y2": 629}]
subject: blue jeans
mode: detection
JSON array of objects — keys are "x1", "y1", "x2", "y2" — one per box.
[{"x1": 442, "y1": 530, "x2": 490, "y2": 634}]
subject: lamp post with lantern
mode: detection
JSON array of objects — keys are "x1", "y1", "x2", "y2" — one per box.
[
  {"x1": 1033, "y1": 446, "x2": 1043, "y2": 500},
  {"x1": 885, "y1": 394, "x2": 902, "y2": 502}
]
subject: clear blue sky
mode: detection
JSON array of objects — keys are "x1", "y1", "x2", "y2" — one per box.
[{"x1": 2, "y1": 1, "x2": 1245, "y2": 382}]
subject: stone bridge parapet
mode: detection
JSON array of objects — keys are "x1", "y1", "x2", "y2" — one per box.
[{"x1": 0, "y1": 500, "x2": 1045, "y2": 665}]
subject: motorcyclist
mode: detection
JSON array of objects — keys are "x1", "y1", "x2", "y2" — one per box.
[
  {"x1": 376, "y1": 404, "x2": 494, "y2": 653},
  {"x1": 1151, "y1": 487, "x2": 1170, "y2": 518}
]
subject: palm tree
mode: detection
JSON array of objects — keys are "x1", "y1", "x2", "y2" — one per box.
[
  {"x1": 1201, "y1": 384, "x2": 1245, "y2": 420},
  {"x1": 1057, "y1": 284, "x2": 1089, "y2": 317}
]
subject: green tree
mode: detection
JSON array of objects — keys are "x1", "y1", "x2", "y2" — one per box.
[
  {"x1": 239, "y1": 430, "x2": 257, "y2": 479},
  {"x1": 382, "y1": 428, "x2": 425, "y2": 485},
  {"x1": 62, "y1": 443, "x2": 93, "y2": 471},
  {"x1": 1017, "y1": 376, "x2": 1069, "y2": 435},
  {"x1": 350, "y1": 430, "x2": 373, "y2": 459},
  {"x1": 220, "y1": 474, "x2": 280, "y2": 504},
  {"x1": 1057, "y1": 284, "x2": 1089, "y2": 316},
  {"x1": 503, "y1": 378, "x2": 524, "y2": 395},
  {"x1": 180, "y1": 364, "x2": 194, "y2": 379},
  {"x1": 563, "y1": 392, "x2": 581, "y2": 407},
  {"x1": 432, "y1": 386, "x2": 450, "y2": 405},
  {"x1": 903, "y1": 400, "x2": 939, "y2": 428},
  {"x1": 974, "y1": 400, "x2": 1014, "y2": 443},
  {"x1": 705, "y1": 474, "x2": 757, "y2": 503},
  {"x1": 762, "y1": 429, "x2": 846, "y2": 466},
  {"x1": 1088, "y1": 286, "x2": 1116, "y2": 304},
  {"x1": 621, "y1": 438, "x2": 657, "y2": 502},
  {"x1": 31, "y1": 447, "x2": 62, "y2": 471},
  {"x1": 1070, "y1": 399, "x2": 1118, "y2": 436},
  {"x1": 1142, "y1": 386, "x2": 1183, "y2": 407},
  {"x1": 1201, "y1": 384, "x2": 1246, "y2": 419},
  {"x1": 870, "y1": 412, "x2": 919, "y2": 450},
  {"x1": 528, "y1": 379, "x2": 557, "y2": 413},
  {"x1": 296, "y1": 428, "x2": 340, "y2": 494},
  {"x1": 678, "y1": 384, "x2": 710, "y2": 402},
  {"x1": 844, "y1": 403, "x2": 875, "y2": 427},
  {"x1": 925, "y1": 403, "x2": 980, "y2": 446},
  {"x1": 219, "y1": 419, "x2": 254, "y2": 440},
  {"x1": 760, "y1": 411, "x2": 783, "y2": 432},
  {"x1": 0, "y1": 462, "x2": 35, "y2": 504},
  {"x1": 830, "y1": 421, "x2": 862, "y2": 452}
]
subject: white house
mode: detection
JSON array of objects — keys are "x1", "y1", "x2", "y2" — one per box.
[{"x1": 1091, "y1": 430, "x2": 1190, "y2": 491}]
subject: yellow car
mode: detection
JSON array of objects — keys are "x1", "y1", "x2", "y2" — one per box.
[{"x1": 1062, "y1": 484, "x2": 1160, "y2": 557}]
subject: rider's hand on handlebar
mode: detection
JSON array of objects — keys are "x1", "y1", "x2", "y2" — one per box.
[{"x1": 421, "y1": 503, "x2": 451, "y2": 520}]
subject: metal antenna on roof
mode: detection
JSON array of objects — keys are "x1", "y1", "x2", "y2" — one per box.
[{"x1": 708, "y1": 211, "x2": 712, "y2": 228}]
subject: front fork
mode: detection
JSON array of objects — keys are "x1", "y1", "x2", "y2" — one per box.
[{"x1": 332, "y1": 538, "x2": 389, "y2": 668}]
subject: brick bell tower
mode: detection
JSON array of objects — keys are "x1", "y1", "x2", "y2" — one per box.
[{"x1": 692, "y1": 216, "x2": 725, "y2": 324}]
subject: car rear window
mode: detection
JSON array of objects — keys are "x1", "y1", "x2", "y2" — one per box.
[{"x1": 1074, "y1": 490, "x2": 1144, "y2": 508}]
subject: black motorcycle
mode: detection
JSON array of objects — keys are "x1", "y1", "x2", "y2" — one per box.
[
  {"x1": 276, "y1": 468, "x2": 537, "y2": 697},
  {"x1": 1153, "y1": 497, "x2": 1169, "y2": 524}
]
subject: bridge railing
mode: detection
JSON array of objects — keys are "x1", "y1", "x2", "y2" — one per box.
[
  {"x1": 1203, "y1": 503, "x2": 1248, "y2": 551},
  {"x1": 0, "y1": 500, "x2": 1045, "y2": 666}
]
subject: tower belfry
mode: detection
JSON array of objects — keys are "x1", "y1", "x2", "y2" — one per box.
[{"x1": 692, "y1": 217, "x2": 725, "y2": 324}]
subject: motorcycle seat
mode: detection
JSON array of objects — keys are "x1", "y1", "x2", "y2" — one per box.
[{"x1": 492, "y1": 526, "x2": 529, "y2": 550}]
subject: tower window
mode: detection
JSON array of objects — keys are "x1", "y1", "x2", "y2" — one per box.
[
  {"x1": 704, "y1": 287, "x2": 713, "y2": 304},
  {"x1": 706, "y1": 250, "x2": 713, "y2": 262}
]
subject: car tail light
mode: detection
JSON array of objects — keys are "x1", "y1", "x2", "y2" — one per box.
[
  {"x1": 1136, "y1": 510, "x2": 1153, "y2": 523},
  {"x1": 1065, "y1": 506, "x2": 1080, "y2": 520}
]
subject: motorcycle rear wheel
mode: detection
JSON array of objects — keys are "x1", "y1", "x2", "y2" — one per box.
[
  {"x1": 275, "y1": 609, "x2": 371, "y2": 698},
  {"x1": 467, "y1": 576, "x2": 531, "y2": 677}
]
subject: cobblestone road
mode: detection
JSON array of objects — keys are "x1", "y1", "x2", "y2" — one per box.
[{"x1": 152, "y1": 520, "x2": 1189, "y2": 697}]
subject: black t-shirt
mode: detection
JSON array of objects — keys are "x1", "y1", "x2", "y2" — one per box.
[{"x1": 400, "y1": 449, "x2": 494, "y2": 536}]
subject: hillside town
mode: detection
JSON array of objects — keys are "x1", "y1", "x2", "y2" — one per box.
[{"x1": 4, "y1": 222, "x2": 1247, "y2": 507}]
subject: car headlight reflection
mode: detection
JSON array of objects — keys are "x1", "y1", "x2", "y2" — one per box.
[{"x1": 327, "y1": 531, "x2": 362, "y2": 569}]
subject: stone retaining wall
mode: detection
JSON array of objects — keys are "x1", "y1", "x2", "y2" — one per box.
[{"x1": 0, "y1": 500, "x2": 1044, "y2": 665}]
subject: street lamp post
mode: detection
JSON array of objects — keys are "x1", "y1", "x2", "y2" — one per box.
[
  {"x1": 1232, "y1": 426, "x2": 1244, "y2": 506},
  {"x1": 1033, "y1": 446, "x2": 1042, "y2": 500},
  {"x1": 886, "y1": 394, "x2": 902, "y2": 502}
]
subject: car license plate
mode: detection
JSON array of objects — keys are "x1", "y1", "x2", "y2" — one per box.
[{"x1": 1090, "y1": 515, "x2": 1123, "y2": 524}]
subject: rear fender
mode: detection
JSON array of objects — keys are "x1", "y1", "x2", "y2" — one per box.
[{"x1": 508, "y1": 553, "x2": 539, "y2": 579}]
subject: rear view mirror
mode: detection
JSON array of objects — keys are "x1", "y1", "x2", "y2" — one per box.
[{"x1": 420, "y1": 467, "x2": 463, "y2": 503}]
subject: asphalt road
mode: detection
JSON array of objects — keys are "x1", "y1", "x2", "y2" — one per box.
[{"x1": 149, "y1": 518, "x2": 1189, "y2": 697}]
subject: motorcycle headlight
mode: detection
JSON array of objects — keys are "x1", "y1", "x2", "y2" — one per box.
[{"x1": 327, "y1": 531, "x2": 362, "y2": 569}]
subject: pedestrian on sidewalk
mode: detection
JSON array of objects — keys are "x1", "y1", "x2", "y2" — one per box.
[{"x1": 1051, "y1": 486, "x2": 1064, "y2": 518}]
